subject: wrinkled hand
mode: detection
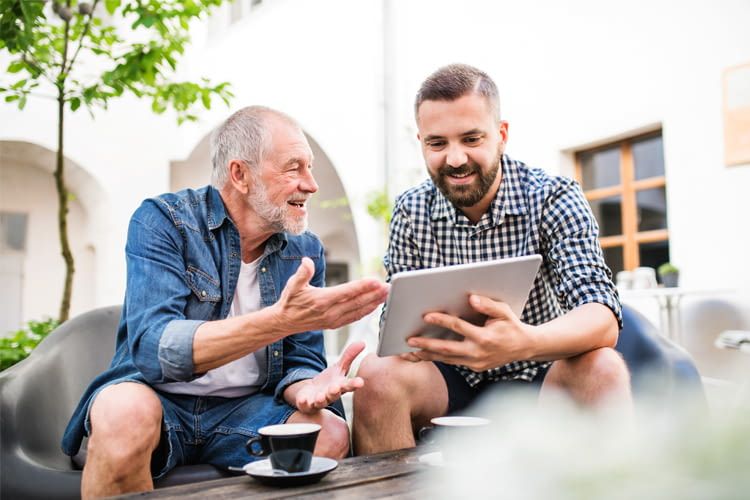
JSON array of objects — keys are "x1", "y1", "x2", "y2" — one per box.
[
  {"x1": 405, "y1": 295, "x2": 531, "y2": 372},
  {"x1": 293, "y1": 341, "x2": 366, "y2": 413},
  {"x1": 273, "y1": 257, "x2": 389, "y2": 335}
]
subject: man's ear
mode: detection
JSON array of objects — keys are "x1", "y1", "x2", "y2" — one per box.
[
  {"x1": 498, "y1": 120, "x2": 509, "y2": 146},
  {"x1": 228, "y1": 160, "x2": 251, "y2": 195}
]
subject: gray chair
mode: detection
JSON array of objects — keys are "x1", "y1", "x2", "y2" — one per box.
[
  {"x1": 0, "y1": 306, "x2": 231, "y2": 500},
  {"x1": 616, "y1": 304, "x2": 706, "y2": 411}
]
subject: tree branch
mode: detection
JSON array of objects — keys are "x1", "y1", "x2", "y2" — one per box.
[{"x1": 64, "y1": 0, "x2": 102, "y2": 76}]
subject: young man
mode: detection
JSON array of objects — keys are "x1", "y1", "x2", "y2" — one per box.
[
  {"x1": 353, "y1": 64, "x2": 631, "y2": 454},
  {"x1": 61, "y1": 106, "x2": 389, "y2": 498}
]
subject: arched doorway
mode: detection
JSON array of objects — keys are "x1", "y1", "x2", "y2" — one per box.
[{"x1": 0, "y1": 141, "x2": 104, "y2": 332}]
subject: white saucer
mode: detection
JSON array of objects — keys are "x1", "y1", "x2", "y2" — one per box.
[
  {"x1": 243, "y1": 456, "x2": 338, "y2": 487},
  {"x1": 417, "y1": 451, "x2": 445, "y2": 467}
]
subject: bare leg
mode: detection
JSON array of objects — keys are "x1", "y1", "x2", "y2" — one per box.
[
  {"x1": 287, "y1": 409, "x2": 351, "y2": 459},
  {"x1": 352, "y1": 355, "x2": 449, "y2": 455},
  {"x1": 81, "y1": 383, "x2": 163, "y2": 499},
  {"x1": 540, "y1": 347, "x2": 633, "y2": 409}
]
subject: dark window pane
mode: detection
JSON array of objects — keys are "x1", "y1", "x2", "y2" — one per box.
[
  {"x1": 0, "y1": 212, "x2": 28, "y2": 252},
  {"x1": 580, "y1": 147, "x2": 620, "y2": 189},
  {"x1": 588, "y1": 196, "x2": 622, "y2": 237},
  {"x1": 602, "y1": 246, "x2": 624, "y2": 276},
  {"x1": 639, "y1": 241, "x2": 670, "y2": 283},
  {"x1": 632, "y1": 135, "x2": 665, "y2": 180},
  {"x1": 636, "y1": 188, "x2": 668, "y2": 231}
]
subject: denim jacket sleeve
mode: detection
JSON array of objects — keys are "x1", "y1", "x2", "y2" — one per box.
[
  {"x1": 274, "y1": 243, "x2": 329, "y2": 402},
  {"x1": 124, "y1": 201, "x2": 204, "y2": 384}
]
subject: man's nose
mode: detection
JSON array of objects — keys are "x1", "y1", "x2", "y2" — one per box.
[
  {"x1": 300, "y1": 168, "x2": 318, "y2": 194},
  {"x1": 445, "y1": 144, "x2": 468, "y2": 168}
]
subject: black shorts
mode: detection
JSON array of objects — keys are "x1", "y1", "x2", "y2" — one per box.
[{"x1": 434, "y1": 362, "x2": 551, "y2": 415}]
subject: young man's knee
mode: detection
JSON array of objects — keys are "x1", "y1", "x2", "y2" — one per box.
[
  {"x1": 582, "y1": 347, "x2": 630, "y2": 386},
  {"x1": 355, "y1": 354, "x2": 411, "y2": 400}
]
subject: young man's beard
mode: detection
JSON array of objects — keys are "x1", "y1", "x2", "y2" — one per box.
[
  {"x1": 430, "y1": 147, "x2": 502, "y2": 208},
  {"x1": 246, "y1": 177, "x2": 308, "y2": 235}
]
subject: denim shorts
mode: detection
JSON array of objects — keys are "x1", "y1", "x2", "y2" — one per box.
[
  {"x1": 435, "y1": 362, "x2": 551, "y2": 415},
  {"x1": 84, "y1": 380, "x2": 344, "y2": 479}
]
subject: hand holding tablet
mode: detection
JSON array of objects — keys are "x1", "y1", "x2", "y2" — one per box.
[{"x1": 376, "y1": 255, "x2": 542, "y2": 357}]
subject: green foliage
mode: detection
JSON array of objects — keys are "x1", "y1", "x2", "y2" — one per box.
[
  {"x1": 0, "y1": 0, "x2": 233, "y2": 121},
  {"x1": 0, "y1": 318, "x2": 60, "y2": 371},
  {"x1": 658, "y1": 262, "x2": 679, "y2": 276},
  {"x1": 366, "y1": 190, "x2": 393, "y2": 224},
  {"x1": 0, "y1": 0, "x2": 234, "y2": 321}
]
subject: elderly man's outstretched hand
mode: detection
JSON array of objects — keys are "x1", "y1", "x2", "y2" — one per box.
[
  {"x1": 273, "y1": 257, "x2": 389, "y2": 334},
  {"x1": 292, "y1": 341, "x2": 366, "y2": 413}
]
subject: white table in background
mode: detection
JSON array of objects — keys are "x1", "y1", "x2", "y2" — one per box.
[{"x1": 619, "y1": 288, "x2": 734, "y2": 344}]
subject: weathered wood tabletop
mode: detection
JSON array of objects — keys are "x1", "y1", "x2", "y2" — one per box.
[{"x1": 114, "y1": 447, "x2": 433, "y2": 499}]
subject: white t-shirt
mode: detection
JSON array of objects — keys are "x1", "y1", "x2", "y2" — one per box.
[{"x1": 157, "y1": 257, "x2": 268, "y2": 397}]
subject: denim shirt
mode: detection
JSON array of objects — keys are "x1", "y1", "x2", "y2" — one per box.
[{"x1": 62, "y1": 186, "x2": 329, "y2": 456}]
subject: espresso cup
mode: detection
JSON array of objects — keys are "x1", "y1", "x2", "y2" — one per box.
[{"x1": 245, "y1": 423, "x2": 321, "y2": 473}]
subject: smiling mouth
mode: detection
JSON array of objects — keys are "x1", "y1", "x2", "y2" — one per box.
[{"x1": 287, "y1": 199, "x2": 307, "y2": 209}]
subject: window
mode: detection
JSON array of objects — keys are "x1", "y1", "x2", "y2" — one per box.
[{"x1": 575, "y1": 132, "x2": 669, "y2": 277}]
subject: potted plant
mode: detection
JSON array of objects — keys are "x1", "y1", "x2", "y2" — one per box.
[{"x1": 657, "y1": 262, "x2": 680, "y2": 288}]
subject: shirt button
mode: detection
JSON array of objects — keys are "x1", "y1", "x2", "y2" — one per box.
[
  {"x1": 273, "y1": 350, "x2": 280, "y2": 357},
  {"x1": 200, "y1": 290, "x2": 207, "y2": 298},
  {"x1": 261, "y1": 267, "x2": 267, "y2": 273}
]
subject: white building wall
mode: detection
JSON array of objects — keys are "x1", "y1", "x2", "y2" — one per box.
[{"x1": 1, "y1": 0, "x2": 749, "y2": 327}]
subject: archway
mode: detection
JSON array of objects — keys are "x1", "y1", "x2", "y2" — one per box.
[{"x1": 0, "y1": 141, "x2": 105, "y2": 331}]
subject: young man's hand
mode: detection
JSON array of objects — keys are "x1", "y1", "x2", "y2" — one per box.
[{"x1": 405, "y1": 295, "x2": 532, "y2": 371}]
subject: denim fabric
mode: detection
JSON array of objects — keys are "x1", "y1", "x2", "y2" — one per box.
[{"x1": 62, "y1": 186, "x2": 335, "y2": 458}]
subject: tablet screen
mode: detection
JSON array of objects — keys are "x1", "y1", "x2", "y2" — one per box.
[{"x1": 377, "y1": 255, "x2": 542, "y2": 357}]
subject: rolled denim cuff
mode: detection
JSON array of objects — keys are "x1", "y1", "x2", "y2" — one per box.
[
  {"x1": 158, "y1": 319, "x2": 204, "y2": 381},
  {"x1": 275, "y1": 367, "x2": 321, "y2": 403}
]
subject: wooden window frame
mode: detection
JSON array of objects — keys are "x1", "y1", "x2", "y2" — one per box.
[{"x1": 574, "y1": 131, "x2": 668, "y2": 271}]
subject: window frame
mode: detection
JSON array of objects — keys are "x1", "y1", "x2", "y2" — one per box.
[{"x1": 574, "y1": 130, "x2": 668, "y2": 271}]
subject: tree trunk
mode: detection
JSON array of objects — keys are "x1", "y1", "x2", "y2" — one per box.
[{"x1": 55, "y1": 90, "x2": 74, "y2": 323}]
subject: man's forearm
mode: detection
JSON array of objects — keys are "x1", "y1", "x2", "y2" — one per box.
[
  {"x1": 191, "y1": 306, "x2": 286, "y2": 374},
  {"x1": 526, "y1": 302, "x2": 619, "y2": 362}
]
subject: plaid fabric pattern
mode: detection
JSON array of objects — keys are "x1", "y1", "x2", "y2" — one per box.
[{"x1": 384, "y1": 155, "x2": 622, "y2": 387}]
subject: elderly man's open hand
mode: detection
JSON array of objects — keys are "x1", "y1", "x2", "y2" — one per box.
[
  {"x1": 272, "y1": 257, "x2": 389, "y2": 334},
  {"x1": 291, "y1": 341, "x2": 366, "y2": 413}
]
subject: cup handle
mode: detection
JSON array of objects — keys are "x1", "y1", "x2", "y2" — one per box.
[
  {"x1": 245, "y1": 436, "x2": 267, "y2": 457},
  {"x1": 417, "y1": 425, "x2": 435, "y2": 444}
]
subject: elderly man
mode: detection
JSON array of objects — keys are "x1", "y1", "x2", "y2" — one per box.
[
  {"x1": 353, "y1": 64, "x2": 632, "y2": 454},
  {"x1": 61, "y1": 106, "x2": 389, "y2": 498}
]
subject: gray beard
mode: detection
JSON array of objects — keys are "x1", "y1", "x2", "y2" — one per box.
[{"x1": 247, "y1": 183, "x2": 307, "y2": 235}]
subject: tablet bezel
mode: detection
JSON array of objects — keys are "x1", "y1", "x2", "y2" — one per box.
[{"x1": 376, "y1": 255, "x2": 542, "y2": 357}]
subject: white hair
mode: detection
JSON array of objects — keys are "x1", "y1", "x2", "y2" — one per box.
[{"x1": 209, "y1": 105, "x2": 300, "y2": 189}]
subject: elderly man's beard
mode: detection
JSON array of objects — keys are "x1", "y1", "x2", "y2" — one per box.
[
  {"x1": 429, "y1": 145, "x2": 502, "y2": 208},
  {"x1": 246, "y1": 177, "x2": 308, "y2": 235}
]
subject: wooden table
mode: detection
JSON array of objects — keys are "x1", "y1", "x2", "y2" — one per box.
[{"x1": 115, "y1": 448, "x2": 432, "y2": 499}]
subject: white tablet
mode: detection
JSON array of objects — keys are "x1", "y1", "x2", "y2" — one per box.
[{"x1": 376, "y1": 255, "x2": 542, "y2": 357}]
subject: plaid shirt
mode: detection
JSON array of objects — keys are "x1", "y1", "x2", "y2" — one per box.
[{"x1": 384, "y1": 154, "x2": 621, "y2": 387}]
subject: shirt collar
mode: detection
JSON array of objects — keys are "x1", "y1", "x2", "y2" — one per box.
[
  {"x1": 207, "y1": 185, "x2": 229, "y2": 231},
  {"x1": 430, "y1": 154, "x2": 527, "y2": 226}
]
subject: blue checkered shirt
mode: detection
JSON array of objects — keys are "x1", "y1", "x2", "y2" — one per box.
[{"x1": 384, "y1": 154, "x2": 622, "y2": 387}]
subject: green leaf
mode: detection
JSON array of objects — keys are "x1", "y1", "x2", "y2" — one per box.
[
  {"x1": 7, "y1": 60, "x2": 25, "y2": 73},
  {"x1": 4, "y1": 95, "x2": 20, "y2": 103},
  {"x1": 18, "y1": 95, "x2": 27, "y2": 109},
  {"x1": 70, "y1": 97, "x2": 81, "y2": 111},
  {"x1": 104, "y1": 0, "x2": 121, "y2": 15}
]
